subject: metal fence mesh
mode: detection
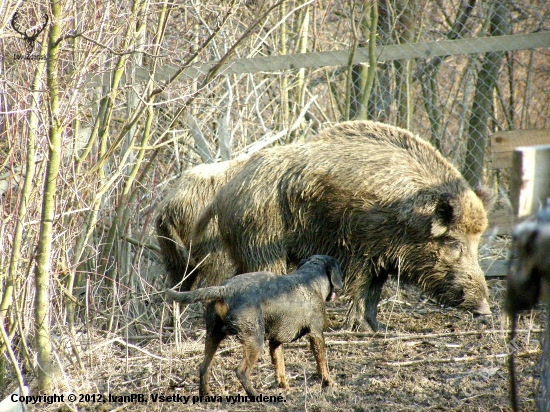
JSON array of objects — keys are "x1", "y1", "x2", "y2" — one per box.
[{"x1": 154, "y1": 0, "x2": 550, "y2": 194}]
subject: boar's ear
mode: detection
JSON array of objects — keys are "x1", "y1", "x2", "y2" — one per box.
[
  {"x1": 431, "y1": 193, "x2": 460, "y2": 237},
  {"x1": 474, "y1": 186, "x2": 495, "y2": 211},
  {"x1": 324, "y1": 257, "x2": 343, "y2": 289}
]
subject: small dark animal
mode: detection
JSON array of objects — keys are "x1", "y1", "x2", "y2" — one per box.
[
  {"x1": 193, "y1": 121, "x2": 493, "y2": 331},
  {"x1": 505, "y1": 211, "x2": 550, "y2": 412},
  {"x1": 166, "y1": 255, "x2": 343, "y2": 397},
  {"x1": 506, "y1": 219, "x2": 550, "y2": 314},
  {"x1": 156, "y1": 157, "x2": 248, "y2": 291}
]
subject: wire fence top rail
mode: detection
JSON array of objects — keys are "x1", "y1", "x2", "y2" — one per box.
[{"x1": 85, "y1": 31, "x2": 550, "y2": 87}]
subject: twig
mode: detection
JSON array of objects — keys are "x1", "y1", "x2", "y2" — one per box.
[
  {"x1": 285, "y1": 340, "x2": 372, "y2": 348},
  {"x1": 236, "y1": 95, "x2": 318, "y2": 158},
  {"x1": 124, "y1": 334, "x2": 172, "y2": 341},
  {"x1": 323, "y1": 329, "x2": 544, "y2": 341},
  {"x1": 386, "y1": 349, "x2": 540, "y2": 367},
  {"x1": 120, "y1": 234, "x2": 161, "y2": 253},
  {"x1": 87, "y1": 337, "x2": 170, "y2": 361}
]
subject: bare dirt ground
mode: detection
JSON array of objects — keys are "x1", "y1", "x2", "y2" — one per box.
[
  {"x1": 14, "y1": 236, "x2": 544, "y2": 411},
  {"x1": 35, "y1": 278, "x2": 544, "y2": 412}
]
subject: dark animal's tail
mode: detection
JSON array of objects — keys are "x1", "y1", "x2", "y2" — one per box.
[
  {"x1": 193, "y1": 203, "x2": 216, "y2": 242},
  {"x1": 166, "y1": 285, "x2": 227, "y2": 304}
]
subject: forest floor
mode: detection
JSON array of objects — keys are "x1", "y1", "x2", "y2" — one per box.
[
  {"x1": 7, "y1": 238, "x2": 548, "y2": 411},
  {"x1": 32, "y1": 281, "x2": 546, "y2": 411}
]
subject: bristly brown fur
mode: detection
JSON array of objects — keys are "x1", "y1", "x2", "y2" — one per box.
[
  {"x1": 155, "y1": 157, "x2": 248, "y2": 291},
  {"x1": 193, "y1": 121, "x2": 493, "y2": 331}
]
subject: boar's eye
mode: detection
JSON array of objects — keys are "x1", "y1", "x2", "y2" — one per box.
[{"x1": 448, "y1": 242, "x2": 463, "y2": 260}]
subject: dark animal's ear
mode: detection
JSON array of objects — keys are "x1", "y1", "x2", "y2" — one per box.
[
  {"x1": 297, "y1": 257, "x2": 310, "y2": 269},
  {"x1": 325, "y1": 257, "x2": 343, "y2": 289},
  {"x1": 475, "y1": 186, "x2": 495, "y2": 211},
  {"x1": 431, "y1": 193, "x2": 460, "y2": 237}
]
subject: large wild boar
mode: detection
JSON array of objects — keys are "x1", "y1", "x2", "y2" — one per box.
[
  {"x1": 194, "y1": 121, "x2": 493, "y2": 331},
  {"x1": 155, "y1": 157, "x2": 248, "y2": 290}
]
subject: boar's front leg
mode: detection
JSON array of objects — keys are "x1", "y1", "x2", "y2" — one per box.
[{"x1": 362, "y1": 272, "x2": 389, "y2": 332}]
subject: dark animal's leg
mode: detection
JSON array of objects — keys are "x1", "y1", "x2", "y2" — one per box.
[
  {"x1": 308, "y1": 334, "x2": 334, "y2": 387},
  {"x1": 199, "y1": 328, "x2": 225, "y2": 396},
  {"x1": 269, "y1": 341, "x2": 289, "y2": 389},
  {"x1": 236, "y1": 339, "x2": 263, "y2": 397},
  {"x1": 362, "y1": 272, "x2": 389, "y2": 332},
  {"x1": 235, "y1": 314, "x2": 264, "y2": 398}
]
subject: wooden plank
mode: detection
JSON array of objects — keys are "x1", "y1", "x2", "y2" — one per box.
[
  {"x1": 491, "y1": 129, "x2": 550, "y2": 154},
  {"x1": 481, "y1": 259, "x2": 509, "y2": 278},
  {"x1": 490, "y1": 129, "x2": 550, "y2": 169},
  {"x1": 510, "y1": 144, "x2": 550, "y2": 218},
  {"x1": 486, "y1": 206, "x2": 516, "y2": 235},
  {"x1": 490, "y1": 152, "x2": 513, "y2": 170},
  {"x1": 85, "y1": 31, "x2": 550, "y2": 87}
]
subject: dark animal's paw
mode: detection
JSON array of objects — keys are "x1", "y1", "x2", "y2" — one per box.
[
  {"x1": 277, "y1": 381, "x2": 290, "y2": 390},
  {"x1": 322, "y1": 378, "x2": 335, "y2": 388}
]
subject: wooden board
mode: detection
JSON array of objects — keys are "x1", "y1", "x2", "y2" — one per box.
[
  {"x1": 490, "y1": 129, "x2": 550, "y2": 169},
  {"x1": 481, "y1": 259, "x2": 509, "y2": 278},
  {"x1": 486, "y1": 205, "x2": 516, "y2": 235},
  {"x1": 510, "y1": 144, "x2": 550, "y2": 218}
]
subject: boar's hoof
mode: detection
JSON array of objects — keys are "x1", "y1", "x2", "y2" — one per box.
[
  {"x1": 472, "y1": 298, "x2": 492, "y2": 317},
  {"x1": 351, "y1": 318, "x2": 388, "y2": 333}
]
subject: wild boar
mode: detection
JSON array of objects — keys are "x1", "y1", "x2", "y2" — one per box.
[
  {"x1": 155, "y1": 157, "x2": 248, "y2": 290},
  {"x1": 194, "y1": 121, "x2": 493, "y2": 331}
]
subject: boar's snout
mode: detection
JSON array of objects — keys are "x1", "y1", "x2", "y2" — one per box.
[
  {"x1": 472, "y1": 297, "x2": 491, "y2": 316},
  {"x1": 442, "y1": 263, "x2": 490, "y2": 317}
]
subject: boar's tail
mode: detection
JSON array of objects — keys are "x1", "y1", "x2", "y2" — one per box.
[
  {"x1": 166, "y1": 285, "x2": 227, "y2": 304},
  {"x1": 192, "y1": 203, "x2": 215, "y2": 242}
]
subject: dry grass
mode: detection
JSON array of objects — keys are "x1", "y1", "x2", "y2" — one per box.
[
  {"x1": 2, "y1": 236, "x2": 539, "y2": 411},
  {"x1": 27, "y1": 279, "x2": 545, "y2": 412}
]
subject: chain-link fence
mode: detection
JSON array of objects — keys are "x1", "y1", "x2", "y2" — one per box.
[{"x1": 150, "y1": 0, "x2": 550, "y2": 194}]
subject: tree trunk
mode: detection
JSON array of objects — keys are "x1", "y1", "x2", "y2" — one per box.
[
  {"x1": 350, "y1": 0, "x2": 378, "y2": 120},
  {"x1": 34, "y1": 0, "x2": 63, "y2": 391}
]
